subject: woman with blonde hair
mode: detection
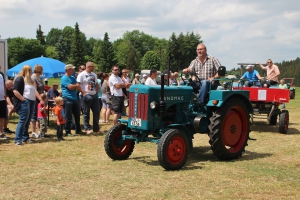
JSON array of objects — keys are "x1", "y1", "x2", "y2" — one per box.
[
  {"x1": 30, "y1": 64, "x2": 46, "y2": 138},
  {"x1": 13, "y1": 65, "x2": 43, "y2": 145}
]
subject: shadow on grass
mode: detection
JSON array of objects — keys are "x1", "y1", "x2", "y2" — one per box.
[{"x1": 251, "y1": 121, "x2": 300, "y2": 134}]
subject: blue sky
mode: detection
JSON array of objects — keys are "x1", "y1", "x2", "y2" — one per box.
[{"x1": 0, "y1": 0, "x2": 299, "y2": 70}]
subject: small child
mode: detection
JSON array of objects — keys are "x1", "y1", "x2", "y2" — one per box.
[
  {"x1": 278, "y1": 79, "x2": 288, "y2": 109},
  {"x1": 37, "y1": 94, "x2": 48, "y2": 139},
  {"x1": 54, "y1": 97, "x2": 66, "y2": 141}
]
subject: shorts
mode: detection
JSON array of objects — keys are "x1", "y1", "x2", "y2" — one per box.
[
  {"x1": 101, "y1": 95, "x2": 112, "y2": 109},
  {"x1": 0, "y1": 100, "x2": 7, "y2": 118},
  {"x1": 111, "y1": 96, "x2": 124, "y2": 113}
]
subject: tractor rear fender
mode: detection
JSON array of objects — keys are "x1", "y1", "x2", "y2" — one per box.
[{"x1": 208, "y1": 92, "x2": 253, "y2": 114}]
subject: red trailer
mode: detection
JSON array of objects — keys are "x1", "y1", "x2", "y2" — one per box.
[{"x1": 233, "y1": 85, "x2": 290, "y2": 134}]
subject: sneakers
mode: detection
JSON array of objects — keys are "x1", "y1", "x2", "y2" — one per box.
[
  {"x1": 23, "y1": 139, "x2": 34, "y2": 143},
  {"x1": 66, "y1": 133, "x2": 75, "y2": 137},
  {"x1": 99, "y1": 119, "x2": 104, "y2": 123},
  {"x1": 94, "y1": 130, "x2": 103, "y2": 135},
  {"x1": 86, "y1": 130, "x2": 92, "y2": 135},
  {"x1": 0, "y1": 134, "x2": 7, "y2": 140},
  {"x1": 3, "y1": 128, "x2": 14, "y2": 134},
  {"x1": 31, "y1": 132, "x2": 39, "y2": 138},
  {"x1": 15, "y1": 142, "x2": 23, "y2": 146}
]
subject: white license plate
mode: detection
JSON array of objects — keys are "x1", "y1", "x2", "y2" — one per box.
[{"x1": 131, "y1": 118, "x2": 142, "y2": 127}]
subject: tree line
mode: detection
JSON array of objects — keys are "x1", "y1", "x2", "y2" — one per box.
[{"x1": 7, "y1": 22, "x2": 202, "y2": 74}]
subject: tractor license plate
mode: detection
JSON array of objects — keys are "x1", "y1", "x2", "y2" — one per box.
[{"x1": 131, "y1": 118, "x2": 141, "y2": 127}]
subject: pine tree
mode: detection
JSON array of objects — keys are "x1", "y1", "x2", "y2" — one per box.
[
  {"x1": 36, "y1": 24, "x2": 46, "y2": 45},
  {"x1": 70, "y1": 22, "x2": 85, "y2": 68},
  {"x1": 98, "y1": 32, "x2": 115, "y2": 72},
  {"x1": 55, "y1": 35, "x2": 68, "y2": 62}
]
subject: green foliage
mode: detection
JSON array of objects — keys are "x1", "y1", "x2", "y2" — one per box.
[
  {"x1": 168, "y1": 32, "x2": 202, "y2": 72},
  {"x1": 55, "y1": 35, "x2": 68, "y2": 62},
  {"x1": 141, "y1": 51, "x2": 160, "y2": 70},
  {"x1": 123, "y1": 30, "x2": 155, "y2": 57},
  {"x1": 70, "y1": 22, "x2": 86, "y2": 68},
  {"x1": 97, "y1": 33, "x2": 115, "y2": 72},
  {"x1": 36, "y1": 24, "x2": 46, "y2": 45},
  {"x1": 115, "y1": 40, "x2": 141, "y2": 70},
  {"x1": 7, "y1": 37, "x2": 45, "y2": 68},
  {"x1": 46, "y1": 28, "x2": 62, "y2": 46},
  {"x1": 45, "y1": 46, "x2": 59, "y2": 59}
]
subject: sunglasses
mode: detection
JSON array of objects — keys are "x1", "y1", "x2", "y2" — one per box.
[{"x1": 267, "y1": 62, "x2": 272, "y2": 63}]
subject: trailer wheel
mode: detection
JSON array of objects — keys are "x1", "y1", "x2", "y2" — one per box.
[
  {"x1": 209, "y1": 97, "x2": 250, "y2": 160},
  {"x1": 268, "y1": 114, "x2": 277, "y2": 125},
  {"x1": 290, "y1": 90, "x2": 295, "y2": 99},
  {"x1": 157, "y1": 129, "x2": 189, "y2": 170},
  {"x1": 104, "y1": 124, "x2": 135, "y2": 160},
  {"x1": 279, "y1": 110, "x2": 289, "y2": 134}
]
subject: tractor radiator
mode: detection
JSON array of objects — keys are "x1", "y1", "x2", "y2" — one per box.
[{"x1": 129, "y1": 92, "x2": 148, "y2": 120}]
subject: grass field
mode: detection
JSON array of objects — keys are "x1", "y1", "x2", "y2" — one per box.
[{"x1": 1, "y1": 83, "x2": 299, "y2": 199}]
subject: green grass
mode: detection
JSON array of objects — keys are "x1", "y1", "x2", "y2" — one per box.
[{"x1": 0, "y1": 87, "x2": 299, "y2": 199}]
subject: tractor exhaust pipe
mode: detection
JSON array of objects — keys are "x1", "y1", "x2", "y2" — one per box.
[{"x1": 159, "y1": 74, "x2": 166, "y2": 117}]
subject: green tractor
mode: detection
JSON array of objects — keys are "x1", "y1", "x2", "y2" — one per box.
[{"x1": 104, "y1": 67, "x2": 253, "y2": 170}]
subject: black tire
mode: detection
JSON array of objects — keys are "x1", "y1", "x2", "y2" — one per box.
[
  {"x1": 279, "y1": 110, "x2": 289, "y2": 134},
  {"x1": 209, "y1": 97, "x2": 250, "y2": 160},
  {"x1": 104, "y1": 124, "x2": 135, "y2": 160},
  {"x1": 157, "y1": 129, "x2": 189, "y2": 170},
  {"x1": 290, "y1": 90, "x2": 295, "y2": 99},
  {"x1": 268, "y1": 114, "x2": 277, "y2": 125}
]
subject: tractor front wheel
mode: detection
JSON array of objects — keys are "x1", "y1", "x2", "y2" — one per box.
[
  {"x1": 209, "y1": 97, "x2": 250, "y2": 160},
  {"x1": 279, "y1": 110, "x2": 289, "y2": 134},
  {"x1": 104, "y1": 124, "x2": 135, "y2": 160},
  {"x1": 157, "y1": 129, "x2": 189, "y2": 170}
]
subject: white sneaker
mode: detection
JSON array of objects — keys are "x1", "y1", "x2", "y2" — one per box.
[
  {"x1": 99, "y1": 119, "x2": 104, "y2": 123},
  {"x1": 31, "y1": 132, "x2": 38, "y2": 138}
]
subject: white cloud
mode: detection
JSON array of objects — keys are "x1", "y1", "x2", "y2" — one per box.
[{"x1": 0, "y1": 0, "x2": 299, "y2": 69}]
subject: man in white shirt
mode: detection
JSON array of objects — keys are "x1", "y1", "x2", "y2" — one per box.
[
  {"x1": 77, "y1": 61, "x2": 101, "y2": 134},
  {"x1": 145, "y1": 69, "x2": 158, "y2": 86},
  {"x1": 109, "y1": 65, "x2": 131, "y2": 124}
]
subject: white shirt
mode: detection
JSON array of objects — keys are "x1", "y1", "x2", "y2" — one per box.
[
  {"x1": 123, "y1": 76, "x2": 130, "y2": 91},
  {"x1": 109, "y1": 74, "x2": 123, "y2": 97},
  {"x1": 77, "y1": 71, "x2": 97, "y2": 95},
  {"x1": 23, "y1": 83, "x2": 36, "y2": 100},
  {"x1": 0, "y1": 74, "x2": 5, "y2": 101},
  {"x1": 145, "y1": 77, "x2": 157, "y2": 86}
]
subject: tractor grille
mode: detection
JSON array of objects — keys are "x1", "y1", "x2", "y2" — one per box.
[{"x1": 129, "y1": 92, "x2": 148, "y2": 120}]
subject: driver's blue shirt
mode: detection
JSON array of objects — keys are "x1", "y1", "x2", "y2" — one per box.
[{"x1": 241, "y1": 70, "x2": 259, "y2": 83}]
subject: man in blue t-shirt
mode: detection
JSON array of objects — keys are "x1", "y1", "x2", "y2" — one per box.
[
  {"x1": 60, "y1": 64, "x2": 86, "y2": 136},
  {"x1": 240, "y1": 65, "x2": 262, "y2": 87}
]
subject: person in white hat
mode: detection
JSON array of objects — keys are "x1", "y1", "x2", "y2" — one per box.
[
  {"x1": 141, "y1": 74, "x2": 148, "y2": 84},
  {"x1": 132, "y1": 73, "x2": 141, "y2": 85},
  {"x1": 240, "y1": 65, "x2": 262, "y2": 87}
]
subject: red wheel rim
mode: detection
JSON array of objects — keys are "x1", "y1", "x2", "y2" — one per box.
[
  {"x1": 167, "y1": 136, "x2": 186, "y2": 165},
  {"x1": 222, "y1": 106, "x2": 248, "y2": 153},
  {"x1": 112, "y1": 130, "x2": 132, "y2": 156}
]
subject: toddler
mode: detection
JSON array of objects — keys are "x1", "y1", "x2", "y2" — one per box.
[{"x1": 54, "y1": 97, "x2": 66, "y2": 141}]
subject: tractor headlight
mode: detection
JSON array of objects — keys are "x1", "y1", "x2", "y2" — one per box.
[
  {"x1": 124, "y1": 99, "x2": 129, "y2": 107},
  {"x1": 150, "y1": 101, "x2": 157, "y2": 109}
]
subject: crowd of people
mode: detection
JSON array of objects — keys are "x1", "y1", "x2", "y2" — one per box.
[{"x1": 0, "y1": 43, "x2": 282, "y2": 146}]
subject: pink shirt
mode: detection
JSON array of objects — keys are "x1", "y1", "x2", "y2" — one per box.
[
  {"x1": 263, "y1": 64, "x2": 280, "y2": 82},
  {"x1": 37, "y1": 103, "x2": 47, "y2": 119}
]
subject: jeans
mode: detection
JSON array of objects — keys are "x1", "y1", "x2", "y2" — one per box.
[
  {"x1": 64, "y1": 98, "x2": 81, "y2": 134},
  {"x1": 81, "y1": 94, "x2": 100, "y2": 131},
  {"x1": 197, "y1": 80, "x2": 211, "y2": 104},
  {"x1": 15, "y1": 99, "x2": 35, "y2": 143},
  {"x1": 56, "y1": 124, "x2": 64, "y2": 139}
]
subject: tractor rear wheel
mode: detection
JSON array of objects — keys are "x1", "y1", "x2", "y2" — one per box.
[
  {"x1": 209, "y1": 97, "x2": 250, "y2": 160},
  {"x1": 157, "y1": 129, "x2": 189, "y2": 170},
  {"x1": 104, "y1": 124, "x2": 135, "y2": 160},
  {"x1": 279, "y1": 110, "x2": 289, "y2": 134}
]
